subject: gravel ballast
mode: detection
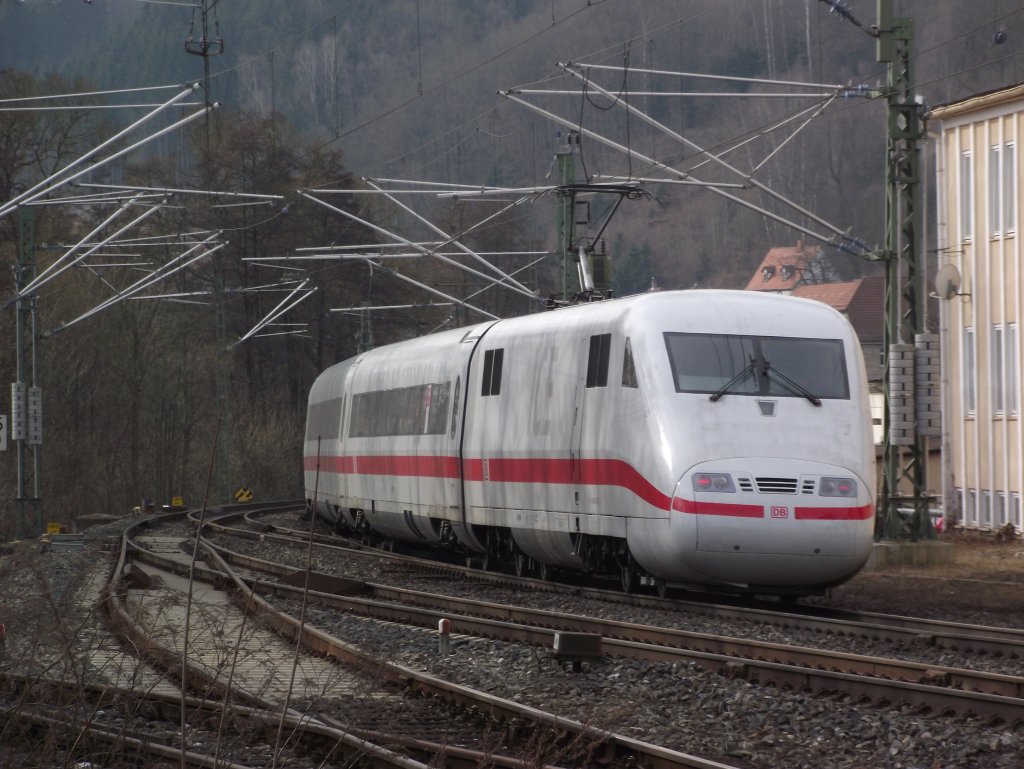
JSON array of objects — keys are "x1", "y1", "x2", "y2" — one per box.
[{"x1": 3, "y1": 515, "x2": 1024, "y2": 769}]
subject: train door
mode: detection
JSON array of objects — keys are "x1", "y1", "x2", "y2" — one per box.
[
  {"x1": 570, "y1": 338, "x2": 588, "y2": 503},
  {"x1": 451, "y1": 322, "x2": 498, "y2": 552},
  {"x1": 444, "y1": 374, "x2": 462, "y2": 508},
  {"x1": 572, "y1": 332, "x2": 612, "y2": 511}
]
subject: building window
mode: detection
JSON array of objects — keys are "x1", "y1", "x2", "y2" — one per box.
[
  {"x1": 997, "y1": 492, "x2": 1008, "y2": 526},
  {"x1": 963, "y1": 327, "x2": 976, "y2": 415},
  {"x1": 1009, "y1": 324, "x2": 1019, "y2": 416},
  {"x1": 967, "y1": 488, "x2": 978, "y2": 526},
  {"x1": 987, "y1": 142, "x2": 1011, "y2": 237},
  {"x1": 1015, "y1": 493, "x2": 1022, "y2": 530},
  {"x1": 982, "y1": 490, "x2": 992, "y2": 528},
  {"x1": 961, "y1": 150, "x2": 973, "y2": 241},
  {"x1": 990, "y1": 144, "x2": 1001, "y2": 236},
  {"x1": 993, "y1": 325, "x2": 1005, "y2": 415},
  {"x1": 1005, "y1": 142, "x2": 1017, "y2": 234},
  {"x1": 990, "y1": 142, "x2": 1017, "y2": 237}
]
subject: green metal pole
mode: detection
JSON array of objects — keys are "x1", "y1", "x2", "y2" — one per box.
[
  {"x1": 214, "y1": 268, "x2": 230, "y2": 503},
  {"x1": 14, "y1": 207, "x2": 42, "y2": 538},
  {"x1": 875, "y1": 0, "x2": 932, "y2": 539},
  {"x1": 556, "y1": 132, "x2": 580, "y2": 301}
]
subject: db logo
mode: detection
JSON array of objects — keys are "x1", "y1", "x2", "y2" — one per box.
[{"x1": 771, "y1": 506, "x2": 789, "y2": 519}]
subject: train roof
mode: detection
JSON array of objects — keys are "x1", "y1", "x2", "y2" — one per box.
[
  {"x1": 316, "y1": 289, "x2": 854, "y2": 380},
  {"x1": 478, "y1": 289, "x2": 853, "y2": 339}
]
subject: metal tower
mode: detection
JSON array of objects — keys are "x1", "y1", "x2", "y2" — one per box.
[
  {"x1": 12, "y1": 208, "x2": 43, "y2": 538},
  {"x1": 874, "y1": 0, "x2": 934, "y2": 539}
]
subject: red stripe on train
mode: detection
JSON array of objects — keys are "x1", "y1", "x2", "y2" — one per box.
[
  {"x1": 306, "y1": 454, "x2": 671, "y2": 509},
  {"x1": 672, "y1": 498, "x2": 874, "y2": 520},
  {"x1": 671, "y1": 497, "x2": 764, "y2": 517},
  {"x1": 794, "y1": 504, "x2": 874, "y2": 520},
  {"x1": 304, "y1": 454, "x2": 459, "y2": 478},
  {"x1": 304, "y1": 454, "x2": 871, "y2": 521},
  {"x1": 480, "y1": 457, "x2": 671, "y2": 510}
]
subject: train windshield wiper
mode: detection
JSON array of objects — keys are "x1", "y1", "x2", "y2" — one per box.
[
  {"x1": 709, "y1": 359, "x2": 756, "y2": 402},
  {"x1": 762, "y1": 361, "x2": 822, "y2": 406}
]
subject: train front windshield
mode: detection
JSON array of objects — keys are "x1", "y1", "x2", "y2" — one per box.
[{"x1": 664, "y1": 332, "x2": 850, "y2": 400}]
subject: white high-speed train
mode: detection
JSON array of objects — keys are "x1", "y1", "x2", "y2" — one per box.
[{"x1": 304, "y1": 290, "x2": 875, "y2": 595}]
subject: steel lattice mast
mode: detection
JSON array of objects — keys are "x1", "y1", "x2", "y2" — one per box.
[{"x1": 871, "y1": 0, "x2": 934, "y2": 539}]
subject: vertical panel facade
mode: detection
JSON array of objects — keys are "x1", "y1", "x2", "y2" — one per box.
[{"x1": 933, "y1": 85, "x2": 1024, "y2": 532}]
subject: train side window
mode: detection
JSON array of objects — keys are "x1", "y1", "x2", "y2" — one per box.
[
  {"x1": 450, "y1": 376, "x2": 461, "y2": 438},
  {"x1": 306, "y1": 396, "x2": 344, "y2": 441},
  {"x1": 622, "y1": 337, "x2": 638, "y2": 388},
  {"x1": 349, "y1": 382, "x2": 451, "y2": 437},
  {"x1": 481, "y1": 349, "x2": 504, "y2": 396},
  {"x1": 586, "y1": 333, "x2": 611, "y2": 388}
]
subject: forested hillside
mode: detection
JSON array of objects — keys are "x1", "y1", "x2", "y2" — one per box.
[
  {"x1": 5, "y1": 1, "x2": 1022, "y2": 282},
  {"x1": 1, "y1": 0, "x2": 1022, "y2": 534}
]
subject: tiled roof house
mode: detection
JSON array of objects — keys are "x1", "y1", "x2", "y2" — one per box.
[{"x1": 744, "y1": 241, "x2": 822, "y2": 293}]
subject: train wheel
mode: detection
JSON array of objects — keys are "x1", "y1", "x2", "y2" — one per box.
[
  {"x1": 515, "y1": 552, "x2": 529, "y2": 578},
  {"x1": 620, "y1": 563, "x2": 638, "y2": 594},
  {"x1": 538, "y1": 562, "x2": 552, "y2": 582}
]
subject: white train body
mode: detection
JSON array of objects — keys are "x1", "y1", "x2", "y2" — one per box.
[{"x1": 304, "y1": 290, "x2": 876, "y2": 594}]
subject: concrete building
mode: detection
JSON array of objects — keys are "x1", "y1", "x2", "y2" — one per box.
[{"x1": 931, "y1": 83, "x2": 1024, "y2": 533}]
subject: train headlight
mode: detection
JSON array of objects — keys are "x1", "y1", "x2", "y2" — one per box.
[
  {"x1": 692, "y1": 473, "x2": 736, "y2": 493},
  {"x1": 819, "y1": 476, "x2": 857, "y2": 498}
]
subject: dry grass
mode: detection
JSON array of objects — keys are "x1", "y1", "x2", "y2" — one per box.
[
  {"x1": 873, "y1": 528, "x2": 1024, "y2": 582},
  {"x1": 934, "y1": 529, "x2": 1024, "y2": 580},
  {"x1": 822, "y1": 529, "x2": 1024, "y2": 624}
]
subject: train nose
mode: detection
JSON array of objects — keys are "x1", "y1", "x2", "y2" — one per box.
[{"x1": 671, "y1": 459, "x2": 875, "y2": 587}]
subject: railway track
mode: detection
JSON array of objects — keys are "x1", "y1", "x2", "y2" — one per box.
[
  {"x1": 115, "y1": 507, "x2": 743, "y2": 768},
  {"x1": 198, "y1": 508, "x2": 1024, "y2": 728},
  {"x1": 236, "y1": 508, "x2": 1024, "y2": 658},
  {"x1": 8, "y1": 502, "x2": 1018, "y2": 767},
  {"x1": 0, "y1": 503, "x2": 340, "y2": 769}
]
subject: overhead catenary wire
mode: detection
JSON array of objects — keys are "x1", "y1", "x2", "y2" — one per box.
[
  {"x1": 25, "y1": 193, "x2": 167, "y2": 206},
  {"x1": 360, "y1": 258, "x2": 499, "y2": 321},
  {"x1": 270, "y1": 0, "x2": 615, "y2": 162},
  {"x1": 512, "y1": 90, "x2": 837, "y2": 99},
  {"x1": 8, "y1": 196, "x2": 167, "y2": 304},
  {"x1": 0, "y1": 82, "x2": 197, "y2": 105},
  {"x1": 545, "y1": 2, "x2": 1024, "y2": 189},
  {"x1": 678, "y1": 97, "x2": 840, "y2": 178},
  {"x1": 48, "y1": 236, "x2": 227, "y2": 336},
  {"x1": 500, "y1": 89, "x2": 850, "y2": 253},
  {"x1": 0, "y1": 100, "x2": 215, "y2": 220},
  {"x1": 0, "y1": 103, "x2": 204, "y2": 112},
  {"x1": 233, "y1": 279, "x2": 315, "y2": 347},
  {"x1": 0, "y1": 84, "x2": 202, "y2": 218},
  {"x1": 557, "y1": 62, "x2": 863, "y2": 250},
  {"x1": 330, "y1": 303, "x2": 453, "y2": 313},
  {"x1": 363, "y1": 178, "x2": 536, "y2": 295},
  {"x1": 76, "y1": 182, "x2": 285, "y2": 201},
  {"x1": 298, "y1": 190, "x2": 541, "y2": 303},
  {"x1": 28, "y1": 0, "x2": 1020, "y2": 343},
  {"x1": 426, "y1": 253, "x2": 548, "y2": 334},
  {"x1": 564, "y1": 62, "x2": 845, "y2": 90}
]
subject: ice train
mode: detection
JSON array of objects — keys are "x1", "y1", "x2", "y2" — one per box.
[{"x1": 304, "y1": 290, "x2": 875, "y2": 595}]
